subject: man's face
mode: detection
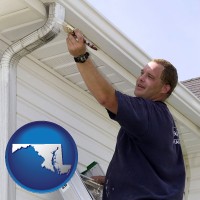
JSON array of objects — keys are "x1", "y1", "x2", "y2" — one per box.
[{"x1": 134, "y1": 61, "x2": 168, "y2": 101}]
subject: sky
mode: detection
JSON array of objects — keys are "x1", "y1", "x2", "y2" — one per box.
[{"x1": 86, "y1": 0, "x2": 200, "y2": 81}]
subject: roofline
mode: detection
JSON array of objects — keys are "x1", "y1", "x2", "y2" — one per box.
[
  {"x1": 167, "y1": 83, "x2": 200, "y2": 128},
  {"x1": 181, "y1": 76, "x2": 200, "y2": 83}
]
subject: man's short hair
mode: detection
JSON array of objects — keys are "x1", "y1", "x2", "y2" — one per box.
[{"x1": 153, "y1": 59, "x2": 178, "y2": 97}]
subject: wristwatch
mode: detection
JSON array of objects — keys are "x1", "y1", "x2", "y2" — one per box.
[{"x1": 74, "y1": 52, "x2": 90, "y2": 63}]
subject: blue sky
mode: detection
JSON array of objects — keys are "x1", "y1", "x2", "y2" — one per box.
[{"x1": 86, "y1": 0, "x2": 200, "y2": 81}]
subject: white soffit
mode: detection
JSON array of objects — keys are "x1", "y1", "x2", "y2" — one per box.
[{"x1": 1, "y1": 1, "x2": 46, "y2": 40}]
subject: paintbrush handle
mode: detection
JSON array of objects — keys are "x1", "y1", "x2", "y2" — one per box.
[{"x1": 56, "y1": 19, "x2": 98, "y2": 50}]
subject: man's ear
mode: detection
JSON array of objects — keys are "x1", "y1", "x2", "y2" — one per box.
[{"x1": 161, "y1": 84, "x2": 171, "y2": 94}]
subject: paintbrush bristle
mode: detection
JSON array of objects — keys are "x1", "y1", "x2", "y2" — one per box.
[{"x1": 62, "y1": 24, "x2": 75, "y2": 34}]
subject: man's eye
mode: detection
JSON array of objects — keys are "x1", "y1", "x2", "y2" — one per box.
[{"x1": 148, "y1": 75, "x2": 154, "y2": 79}]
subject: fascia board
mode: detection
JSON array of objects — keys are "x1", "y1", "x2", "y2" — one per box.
[{"x1": 167, "y1": 83, "x2": 200, "y2": 128}]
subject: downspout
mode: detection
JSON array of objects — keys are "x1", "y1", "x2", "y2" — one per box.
[{"x1": 0, "y1": 2, "x2": 65, "y2": 200}]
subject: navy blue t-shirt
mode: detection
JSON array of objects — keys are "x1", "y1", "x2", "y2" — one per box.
[{"x1": 103, "y1": 91, "x2": 185, "y2": 200}]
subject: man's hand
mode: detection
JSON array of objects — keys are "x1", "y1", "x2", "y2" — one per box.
[
  {"x1": 66, "y1": 29, "x2": 86, "y2": 57},
  {"x1": 91, "y1": 176, "x2": 105, "y2": 185}
]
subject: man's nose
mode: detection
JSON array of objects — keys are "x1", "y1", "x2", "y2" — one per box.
[{"x1": 139, "y1": 74, "x2": 145, "y2": 82}]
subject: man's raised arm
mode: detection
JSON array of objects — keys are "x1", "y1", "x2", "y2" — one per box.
[{"x1": 66, "y1": 29, "x2": 118, "y2": 114}]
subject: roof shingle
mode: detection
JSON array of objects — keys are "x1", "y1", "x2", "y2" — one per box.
[{"x1": 181, "y1": 77, "x2": 200, "y2": 99}]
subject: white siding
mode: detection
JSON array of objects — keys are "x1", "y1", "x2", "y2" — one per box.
[
  {"x1": 186, "y1": 155, "x2": 200, "y2": 199},
  {"x1": 16, "y1": 57, "x2": 119, "y2": 200}
]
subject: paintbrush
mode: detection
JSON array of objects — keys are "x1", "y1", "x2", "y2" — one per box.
[{"x1": 56, "y1": 18, "x2": 98, "y2": 50}]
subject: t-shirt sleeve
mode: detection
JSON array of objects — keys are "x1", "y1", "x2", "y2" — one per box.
[{"x1": 107, "y1": 91, "x2": 149, "y2": 137}]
